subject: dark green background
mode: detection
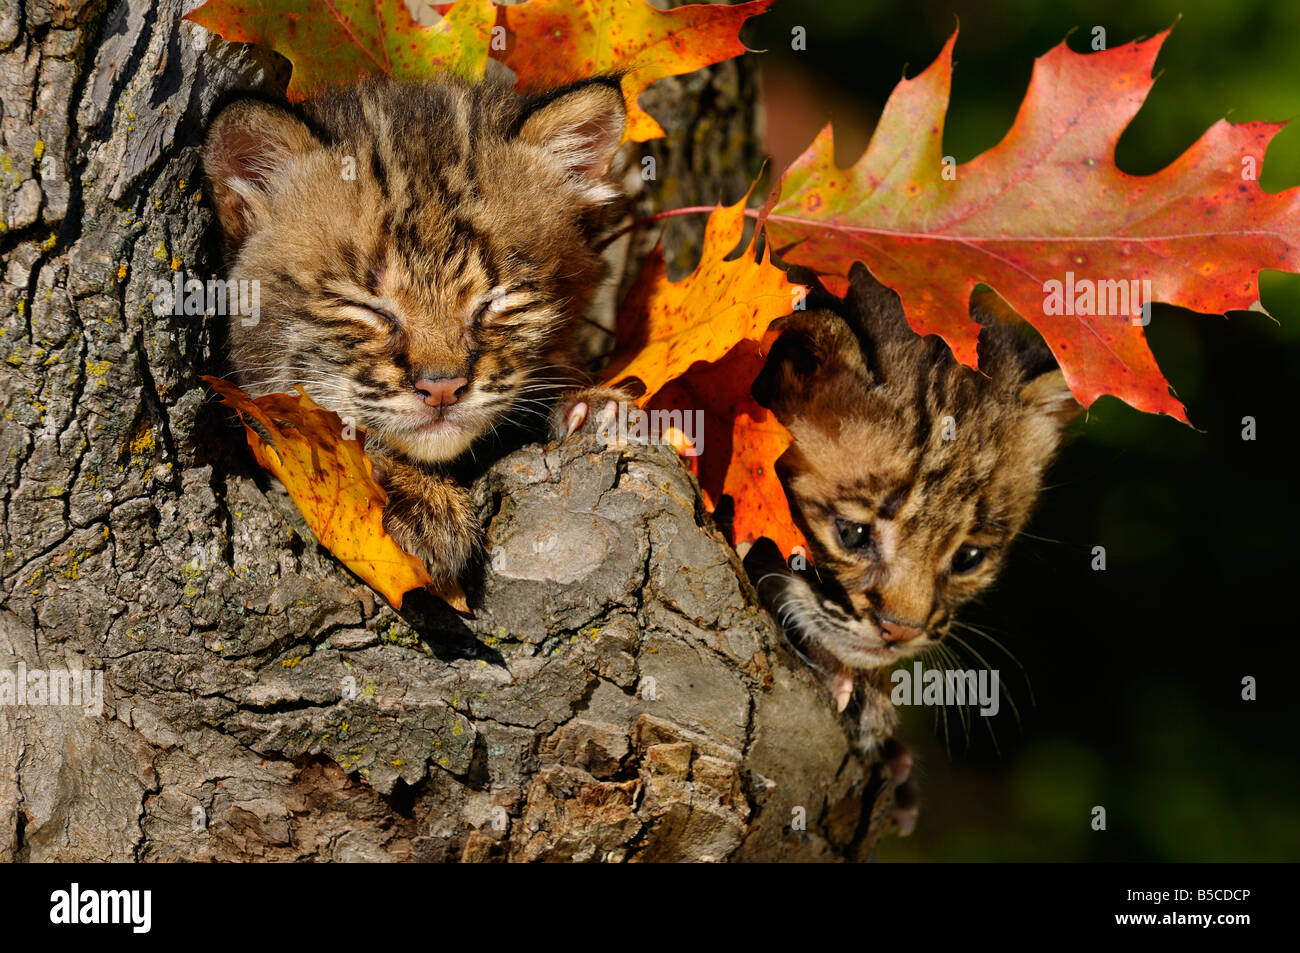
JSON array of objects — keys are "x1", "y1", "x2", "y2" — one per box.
[{"x1": 745, "y1": 0, "x2": 1300, "y2": 861}]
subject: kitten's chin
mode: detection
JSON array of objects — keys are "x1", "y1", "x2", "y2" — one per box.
[
  {"x1": 815, "y1": 632, "x2": 913, "y2": 671},
  {"x1": 384, "y1": 421, "x2": 478, "y2": 463},
  {"x1": 839, "y1": 642, "x2": 901, "y2": 667}
]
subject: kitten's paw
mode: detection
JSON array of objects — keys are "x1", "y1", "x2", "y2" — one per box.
[
  {"x1": 892, "y1": 780, "x2": 920, "y2": 837},
  {"x1": 881, "y1": 737, "x2": 919, "y2": 837},
  {"x1": 376, "y1": 462, "x2": 481, "y2": 587},
  {"x1": 550, "y1": 385, "x2": 631, "y2": 442}
]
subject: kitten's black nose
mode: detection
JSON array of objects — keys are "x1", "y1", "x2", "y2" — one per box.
[{"x1": 415, "y1": 376, "x2": 468, "y2": 407}]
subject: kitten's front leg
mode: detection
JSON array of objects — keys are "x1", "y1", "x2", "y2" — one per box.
[{"x1": 371, "y1": 454, "x2": 480, "y2": 587}]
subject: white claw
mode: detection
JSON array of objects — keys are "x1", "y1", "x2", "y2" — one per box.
[
  {"x1": 832, "y1": 674, "x2": 854, "y2": 713},
  {"x1": 566, "y1": 402, "x2": 588, "y2": 435}
]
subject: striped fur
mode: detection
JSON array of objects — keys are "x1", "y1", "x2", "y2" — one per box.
[
  {"x1": 203, "y1": 75, "x2": 627, "y2": 584},
  {"x1": 752, "y1": 264, "x2": 1078, "y2": 701}
]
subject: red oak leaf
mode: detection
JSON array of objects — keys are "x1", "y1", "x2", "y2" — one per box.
[{"x1": 764, "y1": 30, "x2": 1300, "y2": 421}]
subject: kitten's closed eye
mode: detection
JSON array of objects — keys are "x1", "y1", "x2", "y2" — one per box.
[
  {"x1": 338, "y1": 300, "x2": 400, "y2": 332},
  {"x1": 478, "y1": 286, "x2": 535, "y2": 325}
]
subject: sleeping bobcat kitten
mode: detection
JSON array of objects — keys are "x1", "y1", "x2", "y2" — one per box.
[
  {"x1": 750, "y1": 263, "x2": 1080, "y2": 715},
  {"x1": 202, "y1": 76, "x2": 628, "y2": 586}
]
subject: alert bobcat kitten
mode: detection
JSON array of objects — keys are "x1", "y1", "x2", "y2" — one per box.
[
  {"x1": 203, "y1": 75, "x2": 628, "y2": 586},
  {"x1": 749, "y1": 264, "x2": 1080, "y2": 715}
]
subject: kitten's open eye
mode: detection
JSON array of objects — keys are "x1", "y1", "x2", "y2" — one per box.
[
  {"x1": 835, "y1": 518, "x2": 872, "y2": 551},
  {"x1": 951, "y1": 544, "x2": 986, "y2": 574}
]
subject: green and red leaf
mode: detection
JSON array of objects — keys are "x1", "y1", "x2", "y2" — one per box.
[{"x1": 187, "y1": 0, "x2": 496, "y2": 98}]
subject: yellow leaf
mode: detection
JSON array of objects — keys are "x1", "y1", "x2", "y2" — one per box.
[
  {"x1": 204, "y1": 377, "x2": 465, "y2": 612},
  {"x1": 603, "y1": 190, "x2": 802, "y2": 404}
]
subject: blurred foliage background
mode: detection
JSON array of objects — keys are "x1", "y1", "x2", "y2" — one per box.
[{"x1": 744, "y1": 0, "x2": 1300, "y2": 861}]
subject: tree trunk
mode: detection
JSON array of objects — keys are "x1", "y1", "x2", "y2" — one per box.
[{"x1": 0, "y1": 0, "x2": 896, "y2": 862}]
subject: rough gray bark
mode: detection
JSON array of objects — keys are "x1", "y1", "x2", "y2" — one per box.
[{"x1": 0, "y1": 0, "x2": 896, "y2": 862}]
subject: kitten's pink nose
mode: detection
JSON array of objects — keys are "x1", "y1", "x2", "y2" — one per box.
[
  {"x1": 414, "y1": 376, "x2": 468, "y2": 407},
  {"x1": 879, "y1": 618, "x2": 925, "y2": 644}
]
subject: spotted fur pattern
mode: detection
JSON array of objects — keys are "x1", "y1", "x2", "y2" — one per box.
[
  {"x1": 751, "y1": 264, "x2": 1079, "y2": 702},
  {"x1": 203, "y1": 75, "x2": 628, "y2": 585}
]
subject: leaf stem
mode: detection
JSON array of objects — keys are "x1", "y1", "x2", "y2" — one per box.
[{"x1": 599, "y1": 204, "x2": 760, "y2": 250}]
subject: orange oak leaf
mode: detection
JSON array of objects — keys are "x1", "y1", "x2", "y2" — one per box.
[
  {"x1": 204, "y1": 376, "x2": 465, "y2": 612},
  {"x1": 648, "y1": 337, "x2": 807, "y2": 558},
  {"x1": 186, "y1": 0, "x2": 496, "y2": 99},
  {"x1": 499, "y1": 0, "x2": 773, "y2": 142},
  {"x1": 603, "y1": 190, "x2": 804, "y2": 404},
  {"x1": 764, "y1": 29, "x2": 1300, "y2": 422}
]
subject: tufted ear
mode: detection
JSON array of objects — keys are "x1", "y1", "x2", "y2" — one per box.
[
  {"x1": 841, "y1": 261, "x2": 918, "y2": 346},
  {"x1": 1020, "y1": 368, "x2": 1081, "y2": 425},
  {"x1": 970, "y1": 291, "x2": 1082, "y2": 425},
  {"x1": 516, "y1": 78, "x2": 626, "y2": 203},
  {"x1": 203, "y1": 99, "x2": 321, "y2": 246},
  {"x1": 752, "y1": 309, "x2": 869, "y2": 416}
]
